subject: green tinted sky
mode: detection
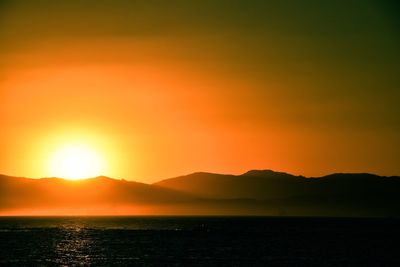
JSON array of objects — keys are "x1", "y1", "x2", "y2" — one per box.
[{"x1": 1, "y1": 0, "x2": 399, "y2": 180}]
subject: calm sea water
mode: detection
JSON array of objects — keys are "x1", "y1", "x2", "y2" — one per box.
[{"x1": 0, "y1": 216, "x2": 399, "y2": 266}]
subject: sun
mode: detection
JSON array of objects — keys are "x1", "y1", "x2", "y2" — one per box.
[{"x1": 48, "y1": 144, "x2": 105, "y2": 180}]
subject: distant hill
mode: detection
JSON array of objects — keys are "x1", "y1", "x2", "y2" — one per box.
[
  {"x1": 1, "y1": 170, "x2": 400, "y2": 216},
  {"x1": 0, "y1": 174, "x2": 197, "y2": 215},
  {"x1": 154, "y1": 170, "x2": 400, "y2": 216},
  {"x1": 155, "y1": 170, "x2": 400, "y2": 199},
  {"x1": 154, "y1": 170, "x2": 306, "y2": 199}
]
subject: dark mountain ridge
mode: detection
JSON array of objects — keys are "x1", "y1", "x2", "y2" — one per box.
[
  {"x1": 155, "y1": 170, "x2": 400, "y2": 199},
  {"x1": 1, "y1": 170, "x2": 400, "y2": 216}
]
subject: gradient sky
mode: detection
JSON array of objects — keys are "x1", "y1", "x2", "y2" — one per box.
[{"x1": 1, "y1": 0, "x2": 399, "y2": 182}]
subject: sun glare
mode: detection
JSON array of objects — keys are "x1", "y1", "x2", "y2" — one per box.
[{"x1": 48, "y1": 144, "x2": 105, "y2": 180}]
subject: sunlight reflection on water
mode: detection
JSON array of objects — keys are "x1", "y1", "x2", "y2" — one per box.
[{"x1": 54, "y1": 223, "x2": 93, "y2": 266}]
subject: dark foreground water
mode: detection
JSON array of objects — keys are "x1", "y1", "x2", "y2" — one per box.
[{"x1": 0, "y1": 216, "x2": 399, "y2": 266}]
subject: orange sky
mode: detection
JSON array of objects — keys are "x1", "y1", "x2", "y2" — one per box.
[{"x1": 1, "y1": 1, "x2": 399, "y2": 182}]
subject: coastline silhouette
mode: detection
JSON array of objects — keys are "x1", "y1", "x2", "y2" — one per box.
[{"x1": 1, "y1": 170, "x2": 399, "y2": 216}]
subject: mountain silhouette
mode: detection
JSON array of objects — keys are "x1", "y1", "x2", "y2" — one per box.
[
  {"x1": 154, "y1": 170, "x2": 306, "y2": 199},
  {"x1": 1, "y1": 170, "x2": 400, "y2": 216}
]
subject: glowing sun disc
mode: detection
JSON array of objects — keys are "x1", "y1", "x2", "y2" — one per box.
[{"x1": 48, "y1": 144, "x2": 105, "y2": 180}]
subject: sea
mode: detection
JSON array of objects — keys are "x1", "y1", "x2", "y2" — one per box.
[{"x1": 0, "y1": 216, "x2": 399, "y2": 266}]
